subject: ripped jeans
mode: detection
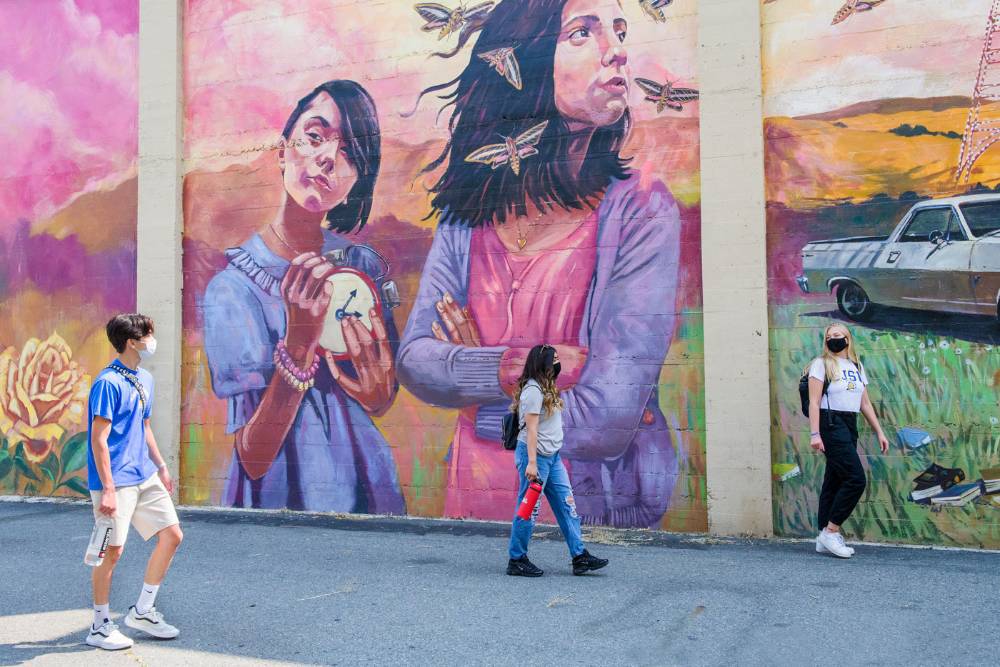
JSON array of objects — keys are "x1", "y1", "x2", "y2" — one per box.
[{"x1": 508, "y1": 441, "x2": 584, "y2": 559}]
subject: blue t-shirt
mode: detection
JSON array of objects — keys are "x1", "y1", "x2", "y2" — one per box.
[{"x1": 86, "y1": 360, "x2": 156, "y2": 491}]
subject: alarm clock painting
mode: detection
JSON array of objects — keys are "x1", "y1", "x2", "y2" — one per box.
[{"x1": 201, "y1": 80, "x2": 406, "y2": 513}]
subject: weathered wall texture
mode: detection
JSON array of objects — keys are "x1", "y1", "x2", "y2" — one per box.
[
  {"x1": 763, "y1": 0, "x2": 1000, "y2": 547},
  {"x1": 180, "y1": 0, "x2": 707, "y2": 530},
  {"x1": 0, "y1": 0, "x2": 138, "y2": 497}
]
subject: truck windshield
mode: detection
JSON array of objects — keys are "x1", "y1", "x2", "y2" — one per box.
[{"x1": 960, "y1": 201, "x2": 1000, "y2": 237}]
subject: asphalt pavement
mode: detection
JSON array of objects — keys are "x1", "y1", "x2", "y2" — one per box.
[{"x1": 1, "y1": 498, "x2": 997, "y2": 666}]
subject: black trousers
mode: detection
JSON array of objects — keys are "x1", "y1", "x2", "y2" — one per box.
[{"x1": 817, "y1": 410, "x2": 867, "y2": 530}]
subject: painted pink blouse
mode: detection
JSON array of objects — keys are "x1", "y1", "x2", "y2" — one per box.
[{"x1": 444, "y1": 212, "x2": 598, "y2": 521}]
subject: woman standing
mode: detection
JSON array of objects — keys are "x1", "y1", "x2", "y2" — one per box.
[
  {"x1": 203, "y1": 80, "x2": 404, "y2": 514},
  {"x1": 808, "y1": 323, "x2": 889, "y2": 558},
  {"x1": 507, "y1": 344, "x2": 608, "y2": 577},
  {"x1": 398, "y1": 0, "x2": 681, "y2": 528}
]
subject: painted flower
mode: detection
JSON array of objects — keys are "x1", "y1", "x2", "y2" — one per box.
[
  {"x1": 908, "y1": 356, "x2": 915, "y2": 363},
  {"x1": 939, "y1": 340, "x2": 950, "y2": 350},
  {"x1": 991, "y1": 417, "x2": 999, "y2": 426},
  {"x1": 922, "y1": 367, "x2": 931, "y2": 376},
  {"x1": 0, "y1": 333, "x2": 89, "y2": 463}
]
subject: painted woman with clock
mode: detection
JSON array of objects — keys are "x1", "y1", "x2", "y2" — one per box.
[{"x1": 203, "y1": 80, "x2": 405, "y2": 514}]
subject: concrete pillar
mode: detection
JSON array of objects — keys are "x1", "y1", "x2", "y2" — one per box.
[
  {"x1": 137, "y1": 0, "x2": 184, "y2": 493},
  {"x1": 698, "y1": 0, "x2": 773, "y2": 536}
]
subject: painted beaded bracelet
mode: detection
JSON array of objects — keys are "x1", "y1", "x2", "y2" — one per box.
[{"x1": 274, "y1": 340, "x2": 321, "y2": 392}]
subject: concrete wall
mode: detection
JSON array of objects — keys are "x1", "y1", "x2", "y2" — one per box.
[
  {"x1": 10, "y1": 0, "x2": 997, "y2": 549},
  {"x1": 763, "y1": 0, "x2": 1000, "y2": 548},
  {"x1": 177, "y1": 0, "x2": 708, "y2": 531},
  {"x1": 699, "y1": 0, "x2": 773, "y2": 536}
]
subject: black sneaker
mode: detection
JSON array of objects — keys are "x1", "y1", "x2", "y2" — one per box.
[
  {"x1": 572, "y1": 549, "x2": 609, "y2": 575},
  {"x1": 507, "y1": 555, "x2": 544, "y2": 577}
]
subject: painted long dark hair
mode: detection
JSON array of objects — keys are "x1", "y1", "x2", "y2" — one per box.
[
  {"x1": 415, "y1": 0, "x2": 631, "y2": 228},
  {"x1": 282, "y1": 80, "x2": 381, "y2": 233}
]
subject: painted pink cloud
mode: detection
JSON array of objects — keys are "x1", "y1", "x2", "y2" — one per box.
[
  {"x1": 183, "y1": 0, "x2": 699, "y2": 170},
  {"x1": 0, "y1": 0, "x2": 138, "y2": 223}
]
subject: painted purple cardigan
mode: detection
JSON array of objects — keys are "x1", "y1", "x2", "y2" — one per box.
[{"x1": 398, "y1": 174, "x2": 682, "y2": 528}]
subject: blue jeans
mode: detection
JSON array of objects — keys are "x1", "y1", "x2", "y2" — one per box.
[{"x1": 508, "y1": 441, "x2": 585, "y2": 559}]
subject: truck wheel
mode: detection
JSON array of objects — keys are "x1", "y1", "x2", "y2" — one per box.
[{"x1": 837, "y1": 283, "x2": 874, "y2": 321}]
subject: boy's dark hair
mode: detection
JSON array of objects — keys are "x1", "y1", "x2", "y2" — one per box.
[
  {"x1": 282, "y1": 79, "x2": 381, "y2": 234},
  {"x1": 106, "y1": 313, "x2": 155, "y2": 354}
]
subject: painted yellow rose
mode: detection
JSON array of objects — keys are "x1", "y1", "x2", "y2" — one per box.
[{"x1": 0, "y1": 333, "x2": 90, "y2": 463}]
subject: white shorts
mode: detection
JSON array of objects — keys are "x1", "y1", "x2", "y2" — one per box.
[{"x1": 90, "y1": 474, "x2": 179, "y2": 547}]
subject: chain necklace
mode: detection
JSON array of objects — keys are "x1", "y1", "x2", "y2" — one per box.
[
  {"x1": 269, "y1": 223, "x2": 300, "y2": 256},
  {"x1": 514, "y1": 218, "x2": 529, "y2": 251}
]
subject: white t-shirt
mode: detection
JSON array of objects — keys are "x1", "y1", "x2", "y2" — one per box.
[{"x1": 809, "y1": 357, "x2": 868, "y2": 413}]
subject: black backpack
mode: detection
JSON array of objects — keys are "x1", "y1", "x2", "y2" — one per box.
[
  {"x1": 501, "y1": 409, "x2": 519, "y2": 451},
  {"x1": 798, "y1": 372, "x2": 830, "y2": 417}
]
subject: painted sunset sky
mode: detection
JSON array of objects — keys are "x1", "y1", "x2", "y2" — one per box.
[{"x1": 763, "y1": 0, "x2": 991, "y2": 116}]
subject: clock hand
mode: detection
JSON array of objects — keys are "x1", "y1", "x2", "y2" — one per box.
[{"x1": 334, "y1": 289, "x2": 358, "y2": 321}]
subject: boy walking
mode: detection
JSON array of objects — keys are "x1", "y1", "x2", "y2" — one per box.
[{"x1": 85, "y1": 314, "x2": 183, "y2": 650}]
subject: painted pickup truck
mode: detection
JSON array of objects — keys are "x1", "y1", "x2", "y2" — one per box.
[{"x1": 797, "y1": 194, "x2": 1000, "y2": 321}]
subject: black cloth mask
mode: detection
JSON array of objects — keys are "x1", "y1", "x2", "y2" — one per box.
[
  {"x1": 826, "y1": 338, "x2": 849, "y2": 354},
  {"x1": 552, "y1": 362, "x2": 562, "y2": 379}
]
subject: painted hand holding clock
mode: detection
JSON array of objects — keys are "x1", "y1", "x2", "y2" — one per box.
[
  {"x1": 283, "y1": 253, "x2": 396, "y2": 416},
  {"x1": 202, "y1": 80, "x2": 404, "y2": 514}
]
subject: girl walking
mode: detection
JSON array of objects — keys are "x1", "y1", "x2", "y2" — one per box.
[
  {"x1": 506, "y1": 345, "x2": 608, "y2": 577},
  {"x1": 807, "y1": 323, "x2": 889, "y2": 558}
]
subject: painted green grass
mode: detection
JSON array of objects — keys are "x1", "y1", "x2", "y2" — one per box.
[{"x1": 770, "y1": 305, "x2": 1000, "y2": 548}]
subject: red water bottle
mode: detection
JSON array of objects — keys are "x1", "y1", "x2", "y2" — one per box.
[{"x1": 517, "y1": 482, "x2": 543, "y2": 520}]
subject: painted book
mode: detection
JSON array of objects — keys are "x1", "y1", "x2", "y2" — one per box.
[{"x1": 930, "y1": 483, "x2": 982, "y2": 507}]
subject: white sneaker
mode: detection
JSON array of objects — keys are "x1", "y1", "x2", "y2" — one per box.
[
  {"x1": 85, "y1": 621, "x2": 133, "y2": 650},
  {"x1": 816, "y1": 533, "x2": 855, "y2": 556},
  {"x1": 125, "y1": 606, "x2": 180, "y2": 639},
  {"x1": 816, "y1": 530, "x2": 853, "y2": 558}
]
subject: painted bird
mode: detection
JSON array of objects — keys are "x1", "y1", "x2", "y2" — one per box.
[{"x1": 832, "y1": 0, "x2": 886, "y2": 25}]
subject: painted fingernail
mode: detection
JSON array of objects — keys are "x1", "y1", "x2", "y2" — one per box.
[
  {"x1": 444, "y1": 292, "x2": 453, "y2": 303},
  {"x1": 436, "y1": 302, "x2": 445, "y2": 312}
]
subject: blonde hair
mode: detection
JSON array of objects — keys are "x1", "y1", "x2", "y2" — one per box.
[{"x1": 806, "y1": 323, "x2": 863, "y2": 383}]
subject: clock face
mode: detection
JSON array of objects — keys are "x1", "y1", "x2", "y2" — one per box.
[{"x1": 318, "y1": 268, "x2": 380, "y2": 357}]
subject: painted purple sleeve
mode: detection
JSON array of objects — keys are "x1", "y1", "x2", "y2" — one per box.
[
  {"x1": 203, "y1": 271, "x2": 272, "y2": 432},
  {"x1": 560, "y1": 181, "x2": 681, "y2": 460},
  {"x1": 397, "y1": 223, "x2": 510, "y2": 407}
]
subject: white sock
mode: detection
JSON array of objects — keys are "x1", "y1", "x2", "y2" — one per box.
[
  {"x1": 93, "y1": 603, "x2": 110, "y2": 629},
  {"x1": 136, "y1": 582, "x2": 159, "y2": 614}
]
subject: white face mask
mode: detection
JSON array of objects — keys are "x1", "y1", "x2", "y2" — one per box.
[{"x1": 137, "y1": 336, "x2": 157, "y2": 360}]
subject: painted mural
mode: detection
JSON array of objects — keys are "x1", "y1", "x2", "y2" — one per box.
[
  {"x1": 182, "y1": 0, "x2": 705, "y2": 531},
  {"x1": 0, "y1": 1, "x2": 138, "y2": 497},
  {"x1": 763, "y1": 0, "x2": 1000, "y2": 547}
]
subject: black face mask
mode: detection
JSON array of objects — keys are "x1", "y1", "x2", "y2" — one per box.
[
  {"x1": 826, "y1": 337, "x2": 849, "y2": 353},
  {"x1": 552, "y1": 362, "x2": 561, "y2": 379}
]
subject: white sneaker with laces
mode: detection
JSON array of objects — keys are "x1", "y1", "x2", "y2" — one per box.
[
  {"x1": 124, "y1": 606, "x2": 180, "y2": 639},
  {"x1": 817, "y1": 530, "x2": 853, "y2": 558},
  {"x1": 85, "y1": 621, "x2": 133, "y2": 650},
  {"x1": 816, "y1": 533, "x2": 855, "y2": 556}
]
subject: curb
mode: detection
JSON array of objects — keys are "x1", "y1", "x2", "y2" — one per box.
[{"x1": 3, "y1": 496, "x2": 998, "y2": 554}]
